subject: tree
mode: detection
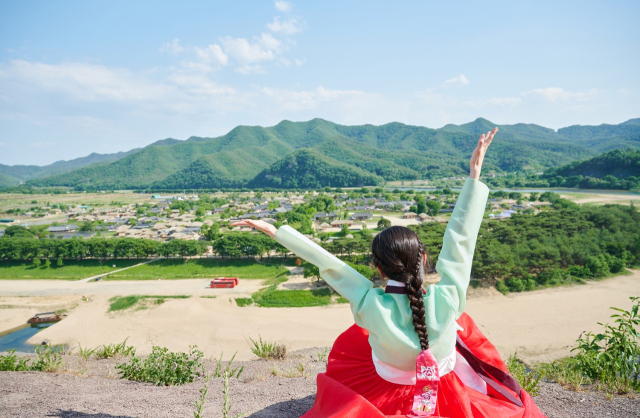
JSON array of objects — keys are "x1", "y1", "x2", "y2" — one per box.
[
  {"x1": 57, "y1": 256, "x2": 64, "y2": 267},
  {"x1": 340, "y1": 224, "x2": 350, "y2": 236},
  {"x1": 32, "y1": 257, "x2": 41, "y2": 268},
  {"x1": 426, "y1": 200, "x2": 441, "y2": 216},
  {"x1": 3, "y1": 225, "x2": 33, "y2": 238},
  {"x1": 302, "y1": 261, "x2": 321, "y2": 285},
  {"x1": 377, "y1": 218, "x2": 391, "y2": 229},
  {"x1": 44, "y1": 258, "x2": 51, "y2": 268}
]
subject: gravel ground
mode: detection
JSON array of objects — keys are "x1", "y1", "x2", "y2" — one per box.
[{"x1": 0, "y1": 349, "x2": 638, "y2": 418}]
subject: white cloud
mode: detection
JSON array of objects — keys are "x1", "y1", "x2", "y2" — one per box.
[
  {"x1": 220, "y1": 33, "x2": 284, "y2": 64},
  {"x1": 0, "y1": 60, "x2": 166, "y2": 102},
  {"x1": 235, "y1": 64, "x2": 266, "y2": 75},
  {"x1": 194, "y1": 43, "x2": 228, "y2": 65},
  {"x1": 267, "y1": 16, "x2": 306, "y2": 34},
  {"x1": 295, "y1": 58, "x2": 305, "y2": 66},
  {"x1": 0, "y1": 142, "x2": 5, "y2": 146},
  {"x1": 274, "y1": 1, "x2": 292, "y2": 13},
  {"x1": 521, "y1": 87, "x2": 598, "y2": 102},
  {"x1": 442, "y1": 74, "x2": 470, "y2": 87},
  {"x1": 159, "y1": 39, "x2": 184, "y2": 54}
]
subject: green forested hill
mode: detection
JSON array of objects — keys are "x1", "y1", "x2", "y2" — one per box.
[
  {"x1": 248, "y1": 149, "x2": 384, "y2": 188},
  {"x1": 0, "y1": 149, "x2": 141, "y2": 185},
  {"x1": 20, "y1": 117, "x2": 640, "y2": 190},
  {"x1": 543, "y1": 148, "x2": 640, "y2": 180}
]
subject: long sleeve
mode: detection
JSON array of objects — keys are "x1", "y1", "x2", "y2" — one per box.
[
  {"x1": 435, "y1": 177, "x2": 489, "y2": 317},
  {"x1": 274, "y1": 225, "x2": 373, "y2": 304}
]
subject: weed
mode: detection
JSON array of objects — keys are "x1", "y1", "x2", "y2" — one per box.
[
  {"x1": 222, "y1": 370, "x2": 245, "y2": 418},
  {"x1": 539, "y1": 359, "x2": 588, "y2": 391},
  {"x1": 506, "y1": 352, "x2": 544, "y2": 396},
  {"x1": 94, "y1": 339, "x2": 136, "y2": 359},
  {"x1": 77, "y1": 343, "x2": 96, "y2": 361},
  {"x1": 317, "y1": 347, "x2": 329, "y2": 363},
  {"x1": 200, "y1": 295, "x2": 217, "y2": 299},
  {"x1": 249, "y1": 335, "x2": 286, "y2": 360},
  {"x1": 212, "y1": 351, "x2": 244, "y2": 379},
  {"x1": 116, "y1": 345, "x2": 204, "y2": 386},
  {"x1": 30, "y1": 343, "x2": 66, "y2": 372},
  {"x1": 269, "y1": 362, "x2": 307, "y2": 378},
  {"x1": 193, "y1": 365, "x2": 211, "y2": 418}
]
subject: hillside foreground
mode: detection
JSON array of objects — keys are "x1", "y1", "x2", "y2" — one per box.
[{"x1": 1, "y1": 272, "x2": 639, "y2": 417}]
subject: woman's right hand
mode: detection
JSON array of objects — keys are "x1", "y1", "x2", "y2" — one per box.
[
  {"x1": 230, "y1": 220, "x2": 277, "y2": 238},
  {"x1": 470, "y1": 127, "x2": 498, "y2": 180}
]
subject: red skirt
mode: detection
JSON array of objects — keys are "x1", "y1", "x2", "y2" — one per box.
[{"x1": 303, "y1": 313, "x2": 547, "y2": 418}]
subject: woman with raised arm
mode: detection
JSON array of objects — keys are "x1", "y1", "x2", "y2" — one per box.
[{"x1": 233, "y1": 128, "x2": 547, "y2": 418}]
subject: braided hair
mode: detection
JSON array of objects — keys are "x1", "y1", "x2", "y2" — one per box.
[{"x1": 371, "y1": 226, "x2": 430, "y2": 350}]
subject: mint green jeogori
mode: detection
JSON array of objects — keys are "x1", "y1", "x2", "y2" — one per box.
[{"x1": 273, "y1": 177, "x2": 490, "y2": 372}]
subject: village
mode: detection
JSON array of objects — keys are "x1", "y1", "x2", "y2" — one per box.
[{"x1": 0, "y1": 187, "x2": 552, "y2": 242}]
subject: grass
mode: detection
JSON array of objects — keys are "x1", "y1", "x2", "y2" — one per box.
[
  {"x1": 506, "y1": 352, "x2": 544, "y2": 396},
  {"x1": 108, "y1": 295, "x2": 191, "y2": 312},
  {"x1": 106, "y1": 258, "x2": 291, "y2": 281},
  {"x1": 0, "y1": 259, "x2": 141, "y2": 280},
  {"x1": 200, "y1": 295, "x2": 217, "y2": 299},
  {"x1": 249, "y1": 335, "x2": 287, "y2": 360},
  {"x1": 336, "y1": 296, "x2": 349, "y2": 304},
  {"x1": 93, "y1": 339, "x2": 136, "y2": 359},
  {"x1": 251, "y1": 286, "x2": 332, "y2": 308}
]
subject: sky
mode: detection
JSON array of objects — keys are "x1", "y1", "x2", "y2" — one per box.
[{"x1": 0, "y1": 0, "x2": 639, "y2": 166}]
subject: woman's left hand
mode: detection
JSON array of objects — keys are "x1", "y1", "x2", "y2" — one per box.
[
  {"x1": 470, "y1": 127, "x2": 498, "y2": 180},
  {"x1": 230, "y1": 220, "x2": 277, "y2": 238}
]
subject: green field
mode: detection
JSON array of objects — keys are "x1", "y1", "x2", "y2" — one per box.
[
  {"x1": 0, "y1": 258, "x2": 292, "y2": 281},
  {"x1": 0, "y1": 260, "x2": 142, "y2": 280},
  {"x1": 106, "y1": 258, "x2": 291, "y2": 280}
]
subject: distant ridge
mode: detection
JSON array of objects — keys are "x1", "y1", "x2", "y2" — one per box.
[{"x1": 5, "y1": 117, "x2": 638, "y2": 190}]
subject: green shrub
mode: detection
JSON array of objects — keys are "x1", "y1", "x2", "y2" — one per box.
[
  {"x1": 249, "y1": 335, "x2": 286, "y2": 360},
  {"x1": 29, "y1": 344, "x2": 66, "y2": 372},
  {"x1": 0, "y1": 350, "x2": 30, "y2": 371},
  {"x1": 116, "y1": 345, "x2": 204, "y2": 386},
  {"x1": 495, "y1": 280, "x2": 508, "y2": 294},
  {"x1": 235, "y1": 298, "x2": 253, "y2": 307},
  {"x1": 571, "y1": 296, "x2": 640, "y2": 393},
  {"x1": 505, "y1": 277, "x2": 524, "y2": 292}
]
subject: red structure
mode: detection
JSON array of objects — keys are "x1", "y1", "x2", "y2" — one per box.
[{"x1": 209, "y1": 277, "x2": 239, "y2": 288}]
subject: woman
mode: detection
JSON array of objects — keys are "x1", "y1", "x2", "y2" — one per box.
[{"x1": 233, "y1": 128, "x2": 547, "y2": 418}]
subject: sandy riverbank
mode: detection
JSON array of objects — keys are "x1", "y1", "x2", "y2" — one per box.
[{"x1": 1, "y1": 271, "x2": 638, "y2": 364}]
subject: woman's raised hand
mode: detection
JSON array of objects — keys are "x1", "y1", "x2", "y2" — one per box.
[
  {"x1": 230, "y1": 219, "x2": 277, "y2": 238},
  {"x1": 470, "y1": 127, "x2": 498, "y2": 180}
]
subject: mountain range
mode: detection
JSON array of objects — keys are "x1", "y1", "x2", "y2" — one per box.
[{"x1": 3, "y1": 117, "x2": 639, "y2": 190}]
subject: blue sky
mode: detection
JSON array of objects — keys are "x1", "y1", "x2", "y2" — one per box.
[{"x1": 0, "y1": 0, "x2": 638, "y2": 165}]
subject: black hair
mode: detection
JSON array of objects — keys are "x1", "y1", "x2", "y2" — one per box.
[{"x1": 371, "y1": 226, "x2": 430, "y2": 350}]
